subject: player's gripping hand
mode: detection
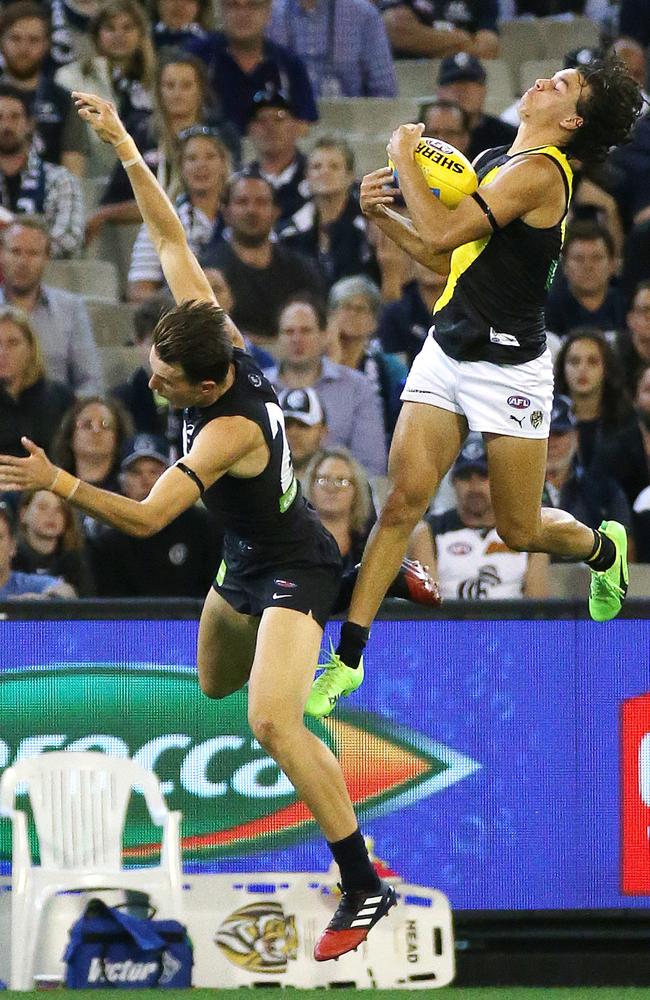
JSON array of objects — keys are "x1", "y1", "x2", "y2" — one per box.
[
  {"x1": 0, "y1": 438, "x2": 57, "y2": 493},
  {"x1": 387, "y1": 122, "x2": 425, "y2": 164},
  {"x1": 73, "y1": 91, "x2": 128, "y2": 147},
  {"x1": 360, "y1": 167, "x2": 400, "y2": 218}
]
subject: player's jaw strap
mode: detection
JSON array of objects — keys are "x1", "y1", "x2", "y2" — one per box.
[
  {"x1": 175, "y1": 461, "x2": 206, "y2": 496},
  {"x1": 472, "y1": 191, "x2": 500, "y2": 232}
]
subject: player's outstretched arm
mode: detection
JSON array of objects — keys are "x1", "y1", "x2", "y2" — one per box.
[{"x1": 73, "y1": 91, "x2": 244, "y2": 349}]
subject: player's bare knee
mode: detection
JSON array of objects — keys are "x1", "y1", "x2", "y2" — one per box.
[
  {"x1": 248, "y1": 712, "x2": 283, "y2": 753},
  {"x1": 380, "y1": 482, "x2": 429, "y2": 531},
  {"x1": 198, "y1": 671, "x2": 236, "y2": 700}
]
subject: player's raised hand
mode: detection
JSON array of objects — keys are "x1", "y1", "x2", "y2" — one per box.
[
  {"x1": 387, "y1": 122, "x2": 425, "y2": 163},
  {"x1": 0, "y1": 438, "x2": 56, "y2": 492},
  {"x1": 360, "y1": 167, "x2": 398, "y2": 217},
  {"x1": 73, "y1": 91, "x2": 128, "y2": 146}
]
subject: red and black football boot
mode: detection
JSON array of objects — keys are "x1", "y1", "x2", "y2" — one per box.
[
  {"x1": 400, "y1": 557, "x2": 442, "y2": 607},
  {"x1": 314, "y1": 880, "x2": 397, "y2": 962}
]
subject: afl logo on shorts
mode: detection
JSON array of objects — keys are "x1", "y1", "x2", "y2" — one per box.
[
  {"x1": 507, "y1": 395, "x2": 530, "y2": 409},
  {"x1": 248, "y1": 373, "x2": 262, "y2": 387}
]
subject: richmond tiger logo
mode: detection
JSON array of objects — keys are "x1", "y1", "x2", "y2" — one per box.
[{"x1": 214, "y1": 901, "x2": 298, "y2": 973}]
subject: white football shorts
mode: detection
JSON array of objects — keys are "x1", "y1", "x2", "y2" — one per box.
[{"x1": 400, "y1": 331, "x2": 554, "y2": 439}]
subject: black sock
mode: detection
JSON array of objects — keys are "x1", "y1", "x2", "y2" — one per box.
[
  {"x1": 585, "y1": 529, "x2": 616, "y2": 571},
  {"x1": 328, "y1": 827, "x2": 381, "y2": 894},
  {"x1": 336, "y1": 621, "x2": 369, "y2": 669}
]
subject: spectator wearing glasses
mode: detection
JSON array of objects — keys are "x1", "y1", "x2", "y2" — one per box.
[
  {"x1": 127, "y1": 125, "x2": 231, "y2": 302},
  {"x1": 0, "y1": 304, "x2": 73, "y2": 458},
  {"x1": 305, "y1": 446, "x2": 374, "y2": 572},
  {"x1": 55, "y1": 0, "x2": 156, "y2": 176},
  {"x1": 267, "y1": 0, "x2": 397, "y2": 98},
  {"x1": 280, "y1": 137, "x2": 379, "y2": 289},
  {"x1": 50, "y1": 396, "x2": 133, "y2": 496},
  {"x1": 197, "y1": 0, "x2": 317, "y2": 135},
  {"x1": 89, "y1": 51, "x2": 239, "y2": 244},
  {"x1": 245, "y1": 85, "x2": 310, "y2": 228},
  {"x1": 0, "y1": 0, "x2": 89, "y2": 174}
]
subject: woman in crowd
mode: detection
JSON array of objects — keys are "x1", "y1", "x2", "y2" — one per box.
[
  {"x1": 86, "y1": 51, "x2": 238, "y2": 242},
  {"x1": 14, "y1": 490, "x2": 94, "y2": 595},
  {"x1": 50, "y1": 397, "x2": 133, "y2": 496},
  {"x1": 327, "y1": 275, "x2": 407, "y2": 440},
  {"x1": 55, "y1": 0, "x2": 156, "y2": 175},
  {"x1": 617, "y1": 280, "x2": 650, "y2": 395},
  {"x1": 305, "y1": 446, "x2": 373, "y2": 573},
  {"x1": 554, "y1": 327, "x2": 634, "y2": 471},
  {"x1": 127, "y1": 125, "x2": 230, "y2": 301},
  {"x1": 0, "y1": 306, "x2": 73, "y2": 458}
]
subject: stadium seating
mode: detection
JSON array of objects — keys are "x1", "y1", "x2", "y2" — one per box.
[
  {"x1": 519, "y1": 58, "x2": 561, "y2": 94},
  {"x1": 394, "y1": 59, "x2": 440, "y2": 98},
  {"x1": 318, "y1": 97, "x2": 420, "y2": 135},
  {"x1": 84, "y1": 296, "x2": 136, "y2": 347},
  {"x1": 43, "y1": 258, "x2": 120, "y2": 301},
  {"x1": 86, "y1": 221, "x2": 142, "y2": 300}
]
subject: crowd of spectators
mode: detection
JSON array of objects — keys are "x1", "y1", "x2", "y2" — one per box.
[{"x1": 1, "y1": 0, "x2": 649, "y2": 601}]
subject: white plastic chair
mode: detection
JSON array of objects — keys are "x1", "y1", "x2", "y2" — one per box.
[{"x1": 0, "y1": 751, "x2": 184, "y2": 991}]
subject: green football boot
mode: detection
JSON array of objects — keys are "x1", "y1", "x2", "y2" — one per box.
[
  {"x1": 589, "y1": 520, "x2": 629, "y2": 622},
  {"x1": 304, "y1": 643, "x2": 364, "y2": 719}
]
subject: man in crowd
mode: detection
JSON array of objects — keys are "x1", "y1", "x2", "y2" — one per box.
[
  {"x1": 244, "y1": 86, "x2": 310, "y2": 228},
  {"x1": 436, "y1": 53, "x2": 516, "y2": 161},
  {"x1": 266, "y1": 296, "x2": 387, "y2": 475},
  {"x1": 200, "y1": 172, "x2": 324, "y2": 344},
  {"x1": 544, "y1": 395, "x2": 631, "y2": 533},
  {"x1": 280, "y1": 138, "x2": 379, "y2": 289},
  {"x1": 267, "y1": 0, "x2": 397, "y2": 98},
  {"x1": 194, "y1": 0, "x2": 317, "y2": 134},
  {"x1": 278, "y1": 386, "x2": 328, "y2": 487},
  {"x1": 546, "y1": 222, "x2": 625, "y2": 339},
  {"x1": 0, "y1": 218, "x2": 102, "y2": 394},
  {"x1": 379, "y1": 0, "x2": 499, "y2": 60},
  {"x1": 419, "y1": 98, "x2": 471, "y2": 157},
  {"x1": 0, "y1": 1, "x2": 87, "y2": 173},
  {"x1": 89, "y1": 434, "x2": 221, "y2": 597},
  {"x1": 595, "y1": 365, "x2": 650, "y2": 509},
  {"x1": 376, "y1": 259, "x2": 447, "y2": 365},
  {"x1": 0, "y1": 84, "x2": 83, "y2": 258},
  {"x1": 409, "y1": 435, "x2": 549, "y2": 599}
]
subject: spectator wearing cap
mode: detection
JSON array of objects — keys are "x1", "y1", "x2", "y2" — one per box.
[
  {"x1": 409, "y1": 434, "x2": 549, "y2": 599},
  {"x1": 268, "y1": 0, "x2": 397, "y2": 98},
  {"x1": 546, "y1": 222, "x2": 625, "y2": 340},
  {"x1": 376, "y1": 259, "x2": 448, "y2": 366},
  {"x1": 110, "y1": 292, "x2": 183, "y2": 454},
  {"x1": 544, "y1": 394, "x2": 631, "y2": 535},
  {"x1": 245, "y1": 86, "x2": 310, "y2": 228},
  {"x1": 327, "y1": 275, "x2": 408, "y2": 440},
  {"x1": 0, "y1": 83, "x2": 84, "y2": 258},
  {"x1": 200, "y1": 172, "x2": 324, "y2": 345},
  {"x1": 88, "y1": 434, "x2": 221, "y2": 597},
  {"x1": 436, "y1": 53, "x2": 516, "y2": 162},
  {"x1": 0, "y1": 304, "x2": 74, "y2": 459},
  {"x1": 266, "y1": 296, "x2": 388, "y2": 475},
  {"x1": 593, "y1": 365, "x2": 650, "y2": 510},
  {"x1": 127, "y1": 126, "x2": 231, "y2": 303},
  {"x1": 0, "y1": 217, "x2": 103, "y2": 396},
  {"x1": 279, "y1": 137, "x2": 380, "y2": 290},
  {"x1": 0, "y1": 1, "x2": 89, "y2": 174},
  {"x1": 278, "y1": 386, "x2": 327, "y2": 486},
  {"x1": 196, "y1": 0, "x2": 317, "y2": 136},
  {"x1": 0, "y1": 501, "x2": 74, "y2": 599},
  {"x1": 379, "y1": 0, "x2": 498, "y2": 61}
]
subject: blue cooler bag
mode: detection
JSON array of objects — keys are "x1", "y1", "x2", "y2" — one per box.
[{"x1": 64, "y1": 898, "x2": 193, "y2": 988}]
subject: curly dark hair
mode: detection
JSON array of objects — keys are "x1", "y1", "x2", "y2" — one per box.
[
  {"x1": 554, "y1": 326, "x2": 633, "y2": 430},
  {"x1": 564, "y1": 54, "x2": 644, "y2": 163}
]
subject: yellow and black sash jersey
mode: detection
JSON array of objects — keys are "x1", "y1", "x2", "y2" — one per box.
[{"x1": 432, "y1": 144, "x2": 573, "y2": 365}]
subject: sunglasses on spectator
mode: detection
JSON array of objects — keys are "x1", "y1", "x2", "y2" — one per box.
[{"x1": 314, "y1": 475, "x2": 353, "y2": 489}]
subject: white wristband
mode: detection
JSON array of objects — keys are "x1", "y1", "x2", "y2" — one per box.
[{"x1": 122, "y1": 155, "x2": 143, "y2": 168}]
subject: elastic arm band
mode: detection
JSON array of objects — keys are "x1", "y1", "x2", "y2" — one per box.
[
  {"x1": 472, "y1": 191, "x2": 500, "y2": 232},
  {"x1": 175, "y1": 461, "x2": 205, "y2": 496}
]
